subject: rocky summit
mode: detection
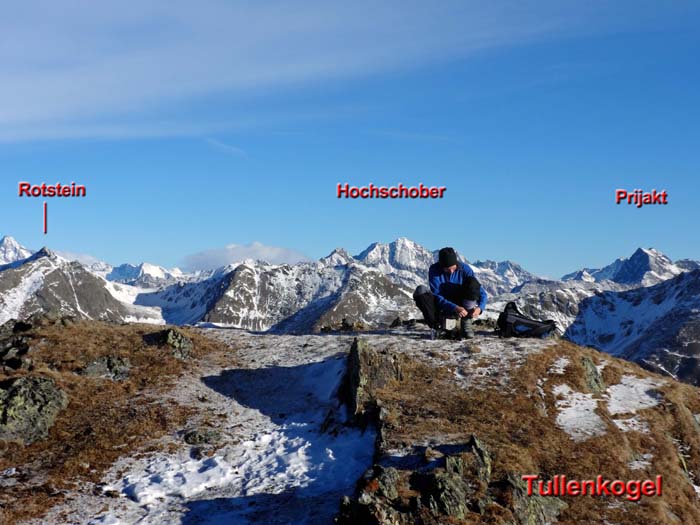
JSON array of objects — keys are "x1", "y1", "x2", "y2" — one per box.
[
  {"x1": 1, "y1": 319, "x2": 699, "y2": 524},
  {"x1": 336, "y1": 333, "x2": 700, "y2": 525}
]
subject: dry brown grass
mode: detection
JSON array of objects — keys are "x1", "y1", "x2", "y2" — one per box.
[
  {"x1": 375, "y1": 340, "x2": 700, "y2": 525},
  {"x1": 0, "y1": 321, "x2": 226, "y2": 525}
]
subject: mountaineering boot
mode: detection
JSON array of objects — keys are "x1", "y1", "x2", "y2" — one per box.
[{"x1": 460, "y1": 318, "x2": 475, "y2": 339}]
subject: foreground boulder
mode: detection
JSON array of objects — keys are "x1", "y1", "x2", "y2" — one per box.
[
  {"x1": 143, "y1": 328, "x2": 193, "y2": 360},
  {"x1": 0, "y1": 376, "x2": 68, "y2": 445},
  {"x1": 342, "y1": 338, "x2": 406, "y2": 424},
  {"x1": 338, "y1": 435, "x2": 566, "y2": 525}
]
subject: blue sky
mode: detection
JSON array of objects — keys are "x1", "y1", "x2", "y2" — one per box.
[{"x1": 1, "y1": 1, "x2": 699, "y2": 278}]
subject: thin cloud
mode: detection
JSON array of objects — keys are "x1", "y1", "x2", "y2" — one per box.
[
  {"x1": 0, "y1": 1, "x2": 669, "y2": 142},
  {"x1": 205, "y1": 138, "x2": 247, "y2": 157},
  {"x1": 182, "y1": 242, "x2": 311, "y2": 271}
]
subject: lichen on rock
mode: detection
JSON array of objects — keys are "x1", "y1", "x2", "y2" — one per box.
[{"x1": 0, "y1": 376, "x2": 68, "y2": 445}]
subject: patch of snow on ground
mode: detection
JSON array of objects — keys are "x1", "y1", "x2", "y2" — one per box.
[
  {"x1": 628, "y1": 454, "x2": 653, "y2": 470},
  {"x1": 86, "y1": 331, "x2": 374, "y2": 525},
  {"x1": 552, "y1": 384, "x2": 607, "y2": 442},
  {"x1": 613, "y1": 416, "x2": 650, "y2": 434},
  {"x1": 606, "y1": 375, "x2": 664, "y2": 415},
  {"x1": 548, "y1": 357, "x2": 569, "y2": 375},
  {"x1": 596, "y1": 360, "x2": 609, "y2": 374}
]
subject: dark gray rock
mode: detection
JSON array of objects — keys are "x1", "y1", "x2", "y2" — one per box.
[
  {"x1": 343, "y1": 338, "x2": 405, "y2": 422},
  {"x1": 165, "y1": 329, "x2": 193, "y2": 359},
  {"x1": 341, "y1": 437, "x2": 496, "y2": 524},
  {"x1": 184, "y1": 428, "x2": 221, "y2": 445},
  {"x1": 374, "y1": 466, "x2": 400, "y2": 501},
  {"x1": 422, "y1": 463, "x2": 473, "y2": 519},
  {"x1": 144, "y1": 328, "x2": 194, "y2": 360},
  {"x1": 81, "y1": 356, "x2": 131, "y2": 381},
  {"x1": 492, "y1": 474, "x2": 568, "y2": 525},
  {"x1": 0, "y1": 333, "x2": 32, "y2": 370},
  {"x1": 0, "y1": 376, "x2": 68, "y2": 445}
]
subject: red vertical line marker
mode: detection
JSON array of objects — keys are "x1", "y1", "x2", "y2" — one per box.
[{"x1": 43, "y1": 201, "x2": 47, "y2": 234}]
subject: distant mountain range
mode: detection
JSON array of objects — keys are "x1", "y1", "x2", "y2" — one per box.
[{"x1": 2, "y1": 234, "x2": 700, "y2": 384}]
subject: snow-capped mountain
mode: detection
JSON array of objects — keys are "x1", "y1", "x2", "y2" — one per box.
[
  {"x1": 0, "y1": 248, "x2": 161, "y2": 325},
  {"x1": 470, "y1": 259, "x2": 539, "y2": 296},
  {"x1": 496, "y1": 248, "x2": 694, "y2": 335},
  {"x1": 0, "y1": 236, "x2": 32, "y2": 265},
  {"x1": 355, "y1": 238, "x2": 537, "y2": 296},
  {"x1": 675, "y1": 258, "x2": 700, "y2": 271},
  {"x1": 4, "y1": 235, "x2": 700, "y2": 385},
  {"x1": 563, "y1": 270, "x2": 700, "y2": 385},
  {"x1": 107, "y1": 262, "x2": 186, "y2": 288},
  {"x1": 0, "y1": 237, "x2": 543, "y2": 330},
  {"x1": 355, "y1": 237, "x2": 434, "y2": 290},
  {"x1": 203, "y1": 255, "x2": 415, "y2": 332},
  {"x1": 491, "y1": 278, "x2": 630, "y2": 332},
  {"x1": 562, "y1": 247, "x2": 684, "y2": 286},
  {"x1": 0, "y1": 239, "x2": 418, "y2": 332}
]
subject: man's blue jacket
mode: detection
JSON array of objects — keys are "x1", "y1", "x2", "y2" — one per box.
[{"x1": 428, "y1": 261, "x2": 488, "y2": 314}]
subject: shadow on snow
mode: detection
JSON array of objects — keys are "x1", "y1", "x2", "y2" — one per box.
[{"x1": 182, "y1": 355, "x2": 374, "y2": 525}]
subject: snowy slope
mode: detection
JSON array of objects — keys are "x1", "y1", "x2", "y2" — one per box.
[
  {"x1": 491, "y1": 278, "x2": 630, "y2": 333},
  {"x1": 0, "y1": 248, "x2": 162, "y2": 324},
  {"x1": 204, "y1": 255, "x2": 417, "y2": 332},
  {"x1": 470, "y1": 259, "x2": 539, "y2": 296},
  {"x1": 564, "y1": 270, "x2": 700, "y2": 385}
]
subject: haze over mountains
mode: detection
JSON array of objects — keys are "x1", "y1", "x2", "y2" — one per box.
[{"x1": 2, "y1": 234, "x2": 700, "y2": 384}]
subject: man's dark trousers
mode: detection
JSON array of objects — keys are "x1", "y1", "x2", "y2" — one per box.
[{"x1": 413, "y1": 285, "x2": 440, "y2": 328}]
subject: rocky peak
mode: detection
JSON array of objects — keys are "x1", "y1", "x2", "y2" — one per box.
[
  {"x1": 321, "y1": 248, "x2": 354, "y2": 267},
  {"x1": 562, "y1": 247, "x2": 682, "y2": 286},
  {"x1": 675, "y1": 258, "x2": 700, "y2": 271},
  {"x1": 21, "y1": 247, "x2": 60, "y2": 265},
  {"x1": 356, "y1": 238, "x2": 434, "y2": 273},
  {"x1": 0, "y1": 236, "x2": 32, "y2": 265}
]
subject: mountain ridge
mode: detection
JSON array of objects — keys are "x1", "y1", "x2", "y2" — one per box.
[{"x1": 3, "y1": 234, "x2": 700, "y2": 385}]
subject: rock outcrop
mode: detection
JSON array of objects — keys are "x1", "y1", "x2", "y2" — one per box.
[
  {"x1": 80, "y1": 356, "x2": 131, "y2": 381},
  {"x1": 343, "y1": 338, "x2": 406, "y2": 425},
  {"x1": 143, "y1": 328, "x2": 194, "y2": 360},
  {"x1": 338, "y1": 334, "x2": 700, "y2": 524},
  {"x1": 0, "y1": 376, "x2": 68, "y2": 445}
]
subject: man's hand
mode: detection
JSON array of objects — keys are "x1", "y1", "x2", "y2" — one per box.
[
  {"x1": 471, "y1": 307, "x2": 482, "y2": 319},
  {"x1": 455, "y1": 306, "x2": 469, "y2": 318}
]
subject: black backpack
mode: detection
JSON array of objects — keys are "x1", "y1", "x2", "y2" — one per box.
[{"x1": 497, "y1": 302, "x2": 557, "y2": 338}]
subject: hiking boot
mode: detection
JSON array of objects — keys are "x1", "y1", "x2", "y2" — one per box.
[{"x1": 460, "y1": 318, "x2": 475, "y2": 339}]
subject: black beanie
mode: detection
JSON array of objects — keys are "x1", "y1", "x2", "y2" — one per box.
[{"x1": 438, "y1": 247, "x2": 458, "y2": 267}]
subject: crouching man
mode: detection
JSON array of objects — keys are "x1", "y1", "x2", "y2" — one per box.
[{"x1": 413, "y1": 247, "x2": 487, "y2": 339}]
